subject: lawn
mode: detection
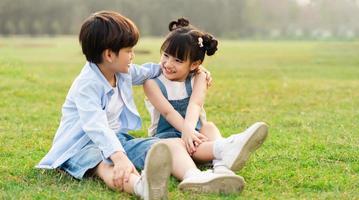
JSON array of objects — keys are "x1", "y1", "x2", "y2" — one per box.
[{"x1": 0, "y1": 37, "x2": 358, "y2": 199}]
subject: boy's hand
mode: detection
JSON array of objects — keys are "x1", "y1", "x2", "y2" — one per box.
[
  {"x1": 111, "y1": 151, "x2": 139, "y2": 191},
  {"x1": 198, "y1": 65, "x2": 212, "y2": 88},
  {"x1": 181, "y1": 129, "x2": 208, "y2": 155}
]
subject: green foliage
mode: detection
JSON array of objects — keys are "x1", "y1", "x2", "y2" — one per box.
[{"x1": 0, "y1": 0, "x2": 359, "y2": 39}]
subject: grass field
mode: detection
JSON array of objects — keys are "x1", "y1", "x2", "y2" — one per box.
[{"x1": 0, "y1": 37, "x2": 358, "y2": 199}]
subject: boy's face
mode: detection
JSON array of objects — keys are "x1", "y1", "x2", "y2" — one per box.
[
  {"x1": 160, "y1": 52, "x2": 200, "y2": 81},
  {"x1": 108, "y1": 47, "x2": 135, "y2": 73}
]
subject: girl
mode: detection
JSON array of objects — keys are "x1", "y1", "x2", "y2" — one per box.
[{"x1": 144, "y1": 18, "x2": 268, "y2": 174}]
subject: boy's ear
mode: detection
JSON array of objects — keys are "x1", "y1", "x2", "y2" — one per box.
[
  {"x1": 102, "y1": 49, "x2": 114, "y2": 63},
  {"x1": 190, "y1": 60, "x2": 202, "y2": 71}
]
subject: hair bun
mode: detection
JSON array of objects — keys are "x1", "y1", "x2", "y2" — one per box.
[
  {"x1": 169, "y1": 18, "x2": 190, "y2": 31},
  {"x1": 202, "y1": 34, "x2": 218, "y2": 56}
]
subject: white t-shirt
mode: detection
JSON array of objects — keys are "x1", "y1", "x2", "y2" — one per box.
[
  {"x1": 106, "y1": 86, "x2": 124, "y2": 133},
  {"x1": 145, "y1": 74, "x2": 206, "y2": 136}
]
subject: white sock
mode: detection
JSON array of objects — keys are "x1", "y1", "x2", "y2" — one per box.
[
  {"x1": 213, "y1": 159, "x2": 235, "y2": 175},
  {"x1": 133, "y1": 176, "x2": 144, "y2": 198},
  {"x1": 212, "y1": 159, "x2": 223, "y2": 167},
  {"x1": 213, "y1": 138, "x2": 226, "y2": 160},
  {"x1": 183, "y1": 168, "x2": 201, "y2": 180},
  {"x1": 213, "y1": 165, "x2": 235, "y2": 175}
]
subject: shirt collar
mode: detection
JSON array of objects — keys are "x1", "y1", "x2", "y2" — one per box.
[{"x1": 88, "y1": 62, "x2": 121, "y2": 94}]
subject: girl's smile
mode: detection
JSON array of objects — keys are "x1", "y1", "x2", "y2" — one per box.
[{"x1": 162, "y1": 65, "x2": 177, "y2": 74}]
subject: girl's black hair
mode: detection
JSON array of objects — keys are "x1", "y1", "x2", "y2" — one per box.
[{"x1": 160, "y1": 18, "x2": 218, "y2": 63}]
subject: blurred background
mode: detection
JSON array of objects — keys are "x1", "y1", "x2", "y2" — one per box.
[
  {"x1": 1, "y1": 0, "x2": 359, "y2": 40},
  {"x1": 1, "y1": 1, "x2": 359, "y2": 199}
]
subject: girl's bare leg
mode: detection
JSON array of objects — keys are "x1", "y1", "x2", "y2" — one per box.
[
  {"x1": 160, "y1": 139, "x2": 198, "y2": 180},
  {"x1": 200, "y1": 121, "x2": 223, "y2": 141},
  {"x1": 160, "y1": 139, "x2": 246, "y2": 194},
  {"x1": 188, "y1": 121, "x2": 223, "y2": 163}
]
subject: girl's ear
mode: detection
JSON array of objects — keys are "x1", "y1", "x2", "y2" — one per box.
[
  {"x1": 102, "y1": 49, "x2": 114, "y2": 63},
  {"x1": 190, "y1": 60, "x2": 202, "y2": 71}
]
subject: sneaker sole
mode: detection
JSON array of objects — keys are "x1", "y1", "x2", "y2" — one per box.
[
  {"x1": 230, "y1": 122, "x2": 268, "y2": 171},
  {"x1": 144, "y1": 142, "x2": 172, "y2": 200},
  {"x1": 178, "y1": 175, "x2": 245, "y2": 194}
]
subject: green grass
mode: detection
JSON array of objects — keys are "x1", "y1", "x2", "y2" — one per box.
[{"x1": 0, "y1": 37, "x2": 358, "y2": 199}]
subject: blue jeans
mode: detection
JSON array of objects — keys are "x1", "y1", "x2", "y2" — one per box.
[
  {"x1": 155, "y1": 131, "x2": 182, "y2": 139},
  {"x1": 60, "y1": 132, "x2": 160, "y2": 179}
]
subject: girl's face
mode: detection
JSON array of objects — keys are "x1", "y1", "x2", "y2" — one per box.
[{"x1": 160, "y1": 52, "x2": 200, "y2": 81}]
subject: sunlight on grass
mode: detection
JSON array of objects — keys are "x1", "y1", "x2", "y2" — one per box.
[{"x1": 0, "y1": 37, "x2": 358, "y2": 199}]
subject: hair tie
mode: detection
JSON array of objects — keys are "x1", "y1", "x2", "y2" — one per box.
[{"x1": 198, "y1": 37, "x2": 204, "y2": 48}]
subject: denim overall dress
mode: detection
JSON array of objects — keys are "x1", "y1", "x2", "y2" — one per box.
[{"x1": 153, "y1": 74, "x2": 202, "y2": 139}]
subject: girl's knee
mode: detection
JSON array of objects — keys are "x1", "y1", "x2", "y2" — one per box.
[
  {"x1": 201, "y1": 121, "x2": 222, "y2": 140},
  {"x1": 202, "y1": 121, "x2": 217, "y2": 129},
  {"x1": 160, "y1": 138, "x2": 186, "y2": 149}
]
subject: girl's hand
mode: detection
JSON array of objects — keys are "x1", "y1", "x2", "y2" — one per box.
[
  {"x1": 197, "y1": 65, "x2": 212, "y2": 88},
  {"x1": 181, "y1": 129, "x2": 208, "y2": 155},
  {"x1": 194, "y1": 130, "x2": 209, "y2": 143},
  {"x1": 111, "y1": 151, "x2": 140, "y2": 191}
]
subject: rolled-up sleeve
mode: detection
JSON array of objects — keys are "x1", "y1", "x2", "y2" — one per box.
[
  {"x1": 74, "y1": 80, "x2": 125, "y2": 160},
  {"x1": 130, "y1": 63, "x2": 161, "y2": 85}
]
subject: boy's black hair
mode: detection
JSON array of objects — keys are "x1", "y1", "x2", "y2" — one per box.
[{"x1": 79, "y1": 11, "x2": 139, "y2": 64}]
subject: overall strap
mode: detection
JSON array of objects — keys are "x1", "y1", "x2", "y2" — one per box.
[
  {"x1": 185, "y1": 74, "x2": 193, "y2": 97},
  {"x1": 154, "y1": 78, "x2": 168, "y2": 99}
]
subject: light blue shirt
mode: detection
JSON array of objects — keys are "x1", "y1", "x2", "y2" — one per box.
[{"x1": 36, "y1": 61, "x2": 161, "y2": 169}]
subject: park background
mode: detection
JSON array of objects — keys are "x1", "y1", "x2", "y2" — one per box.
[{"x1": 0, "y1": 0, "x2": 358, "y2": 199}]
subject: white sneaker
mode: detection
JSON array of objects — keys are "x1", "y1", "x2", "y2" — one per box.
[
  {"x1": 178, "y1": 170, "x2": 245, "y2": 194},
  {"x1": 221, "y1": 122, "x2": 268, "y2": 171},
  {"x1": 142, "y1": 142, "x2": 172, "y2": 200}
]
